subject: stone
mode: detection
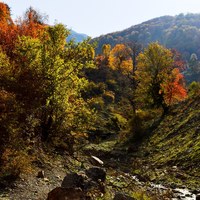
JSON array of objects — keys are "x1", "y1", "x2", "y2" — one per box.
[
  {"x1": 172, "y1": 166, "x2": 178, "y2": 170},
  {"x1": 191, "y1": 189, "x2": 199, "y2": 195},
  {"x1": 185, "y1": 194, "x2": 192, "y2": 197},
  {"x1": 89, "y1": 156, "x2": 104, "y2": 166},
  {"x1": 37, "y1": 170, "x2": 45, "y2": 178},
  {"x1": 61, "y1": 172, "x2": 84, "y2": 189},
  {"x1": 46, "y1": 187, "x2": 90, "y2": 200},
  {"x1": 44, "y1": 178, "x2": 49, "y2": 182},
  {"x1": 56, "y1": 175, "x2": 62, "y2": 180},
  {"x1": 47, "y1": 168, "x2": 107, "y2": 199},
  {"x1": 113, "y1": 192, "x2": 135, "y2": 200},
  {"x1": 196, "y1": 194, "x2": 200, "y2": 200},
  {"x1": 85, "y1": 167, "x2": 106, "y2": 182}
]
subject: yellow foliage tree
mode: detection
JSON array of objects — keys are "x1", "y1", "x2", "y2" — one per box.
[{"x1": 109, "y1": 44, "x2": 133, "y2": 75}]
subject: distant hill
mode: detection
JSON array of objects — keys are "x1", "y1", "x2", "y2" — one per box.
[
  {"x1": 93, "y1": 13, "x2": 200, "y2": 60},
  {"x1": 67, "y1": 30, "x2": 88, "y2": 43}
]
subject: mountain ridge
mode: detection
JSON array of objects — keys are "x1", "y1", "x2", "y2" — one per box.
[
  {"x1": 67, "y1": 30, "x2": 88, "y2": 42},
  {"x1": 92, "y1": 13, "x2": 200, "y2": 60}
]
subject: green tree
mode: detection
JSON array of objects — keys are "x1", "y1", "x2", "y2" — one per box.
[
  {"x1": 136, "y1": 42, "x2": 186, "y2": 113},
  {"x1": 0, "y1": 5, "x2": 97, "y2": 175},
  {"x1": 2, "y1": 23, "x2": 96, "y2": 144},
  {"x1": 108, "y1": 44, "x2": 138, "y2": 113},
  {"x1": 188, "y1": 81, "x2": 200, "y2": 97},
  {"x1": 36, "y1": 24, "x2": 95, "y2": 141}
]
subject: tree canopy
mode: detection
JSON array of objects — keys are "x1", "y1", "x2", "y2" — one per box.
[{"x1": 136, "y1": 42, "x2": 187, "y2": 112}]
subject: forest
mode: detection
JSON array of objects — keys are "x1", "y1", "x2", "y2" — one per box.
[
  {"x1": 0, "y1": 3, "x2": 200, "y2": 200},
  {"x1": 94, "y1": 14, "x2": 200, "y2": 67}
]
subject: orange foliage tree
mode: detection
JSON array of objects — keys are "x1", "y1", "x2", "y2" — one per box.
[
  {"x1": 0, "y1": 3, "x2": 17, "y2": 58},
  {"x1": 161, "y1": 68, "x2": 187, "y2": 105},
  {"x1": 16, "y1": 7, "x2": 46, "y2": 39},
  {"x1": 0, "y1": 4, "x2": 46, "y2": 59}
]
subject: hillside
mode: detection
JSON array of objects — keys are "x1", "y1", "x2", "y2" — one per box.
[
  {"x1": 130, "y1": 93, "x2": 200, "y2": 189},
  {"x1": 85, "y1": 93, "x2": 200, "y2": 192},
  {"x1": 93, "y1": 13, "x2": 200, "y2": 60}
]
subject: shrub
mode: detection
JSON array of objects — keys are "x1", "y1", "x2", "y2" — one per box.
[
  {"x1": 188, "y1": 81, "x2": 200, "y2": 97},
  {"x1": 1, "y1": 148, "x2": 33, "y2": 177},
  {"x1": 88, "y1": 97, "x2": 105, "y2": 111}
]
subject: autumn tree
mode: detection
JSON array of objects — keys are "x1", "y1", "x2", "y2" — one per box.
[
  {"x1": 161, "y1": 68, "x2": 187, "y2": 105},
  {"x1": 102, "y1": 44, "x2": 111, "y2": 58},
  {"x1": 12, "y1": 24, "x2": 96, "y2": 142},
  {"x1": 136, "y1": 42, "x2": 187, "y2": 113},
  {"x1": 0, "y1": 3, "x2": 98, "y2": 175},
  {"x1": 108, "y1": 44, "x2": 139, "y2": 112},
  {"x1": 17, "y1": 7, "x2": 47, "y2": 38},
  {"x1": 0, "y1": 4, "x2": 46, "y2": 59},
  {"x1": 124, "y1": 42, "x2": 143, "y2": 110},
  {"x1": 0, "y1": 3, "x2": 17, "y2": 58},
  {"x1": 109, "y1": 44, "x2": 133, "y2": 75},
  {"x1": 1, "y1": 20, "x2": 96, "y2": 152},
  {"x1": 83, "y1": 44, "x2": 112, "y2": 94}
]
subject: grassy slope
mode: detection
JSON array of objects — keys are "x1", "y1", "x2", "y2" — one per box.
[{"x1": 138, "y1": 94, "x2": 200, "y2": 188}]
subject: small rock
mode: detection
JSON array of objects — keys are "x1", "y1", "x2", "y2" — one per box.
[
  {"x1": 89, "y1": 156, "x2": 104, "y2": 166},
  {"x1": 44, "y1": 178, "x2": 49, "y2": 182},
  {"x1": 172, "y1": 166, "x2": 178, "y2": 170},
  {"x1": 56, "y1": 175, "x2": 61, "y2": 179},
  {"x1": 37, "y1": 170, "x2": 45, "y2": 178},
  {"x1": 85, "y1": 167, "x2": 106, "y2": 182}
]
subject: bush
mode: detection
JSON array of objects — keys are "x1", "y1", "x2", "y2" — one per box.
[
  {"x1": 188, "y1": 81, "x2": 200, "y2": 97},
  {"x1": 88, "y1": 97, "x2": 105, "y2": 110},
  {"x1": 1, "y1": 148, "x2": 33, "y2": 177},
  {"x1": 128, "y1": 109, "x2": 161, "y2": 142}
]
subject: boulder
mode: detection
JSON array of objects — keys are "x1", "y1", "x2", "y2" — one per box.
[
  {"x1": 113, "y1": 192, "x2": 135, "y2": 200},
  {"x1": 49, "y1": 168, "x2": 106, "y2": 199},
  {"x1": 85, "y1": 167, "x2": 106, "y2": 182},
  {"x1": 47, "y1": 187, "x2": 90, "y2": 200},
  {"x1": 61, "y1": 172, "x2": 85, "y2": 189}
]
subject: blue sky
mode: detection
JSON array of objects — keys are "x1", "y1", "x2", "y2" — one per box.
[{"x1": 2, "y1": 0, "x2": 200, "y2": 37}]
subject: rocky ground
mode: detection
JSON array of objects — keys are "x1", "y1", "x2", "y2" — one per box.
[
  {"x1": 0, "y1": 138, "x2": 200, "y2": 200},
  {"x1": 0, "y1": 153, "x2": 68, "y2": 200}
]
